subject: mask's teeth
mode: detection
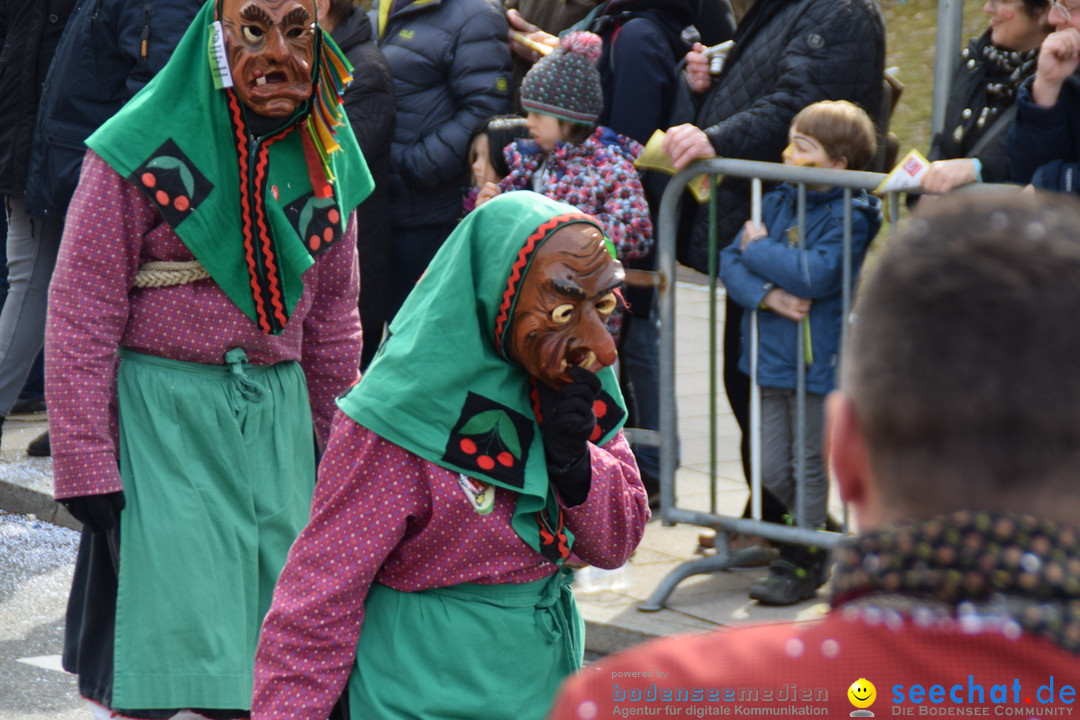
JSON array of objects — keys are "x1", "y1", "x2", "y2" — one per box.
[
  {"x1": 577, "y1": 351, "x2": 596, "y2": 369},
  {"x1": 255, "y1": 76, "x2": 267, "y2": 87},
  {"x1": 560, "y1": 358, "x2": 569, "y2": 372}
]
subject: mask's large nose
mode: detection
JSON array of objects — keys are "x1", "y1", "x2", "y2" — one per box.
[
  {"x1": 576, "y1": 306, "x2": 617, "y2": 370},
  {"x1": 264, "y1": 27, "x2": 290, "y2": 64}
]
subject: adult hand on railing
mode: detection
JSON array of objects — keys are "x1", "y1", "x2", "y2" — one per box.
[
  {"x1": 1032, "y1": 27, "x2": 1080, "y2": 108},
  {"x1": 762, "y1": 287, "x2": 811, "y2": 322},
  {"x1": 507, "y1": 9, "x2": 558, "y2": 64},
  {"x1": 662, "y1": 124, "x2": 715, "y2": 170},
  {"x1": 739, "y1": 220, "x2": 768, "y2": 251},
  {"x1": 684, "y1": 42, "x2": 712, "y2": 94},
  {"x1": 921, "y1": 158, "x2": 978, "y2": 194}
]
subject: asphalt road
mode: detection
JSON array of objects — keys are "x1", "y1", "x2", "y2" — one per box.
[{"x1": 0, "y1": 512, "x2": 85, "y2": 719}]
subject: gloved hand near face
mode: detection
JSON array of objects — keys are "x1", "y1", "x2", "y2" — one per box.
[{"x1": 538, "y1": 366, "x2": 603, "y2": 506}]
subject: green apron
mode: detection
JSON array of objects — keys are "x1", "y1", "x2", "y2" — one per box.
[
  {"x1": 348, "y1": 567, "x2": 583, "y2": 720},
  {"x1": 111, "y1": 349, "x2": 316, "y2": 709}
]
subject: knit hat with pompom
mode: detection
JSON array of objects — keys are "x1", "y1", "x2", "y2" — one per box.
[{"x1": 520, "y1": 31, "x2": 604, "y2": 125}]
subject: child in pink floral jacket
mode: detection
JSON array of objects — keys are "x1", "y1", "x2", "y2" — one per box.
[{"x1": 478, "y1": 32, "x2": 653, "y2": 285}]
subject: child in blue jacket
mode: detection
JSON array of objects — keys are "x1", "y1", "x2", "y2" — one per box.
[{"x1": 720, "y1": 100, "x2": 882, "y2": 606}]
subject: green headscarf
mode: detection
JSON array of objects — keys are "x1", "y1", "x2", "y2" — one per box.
[
  {"x1": 87, "y1": 0, "x2": 372, "y2": 334},
  {"x1": 338, "y1": 191, "x2": 627, "y2": 563}
]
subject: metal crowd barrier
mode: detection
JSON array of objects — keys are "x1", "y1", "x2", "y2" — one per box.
[{"x1": 637, "y1": 158, "x2": 897, "y2": 612}]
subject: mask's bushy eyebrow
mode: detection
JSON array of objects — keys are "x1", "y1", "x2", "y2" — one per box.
[
  {"x1": 240, "y1": 4, "x2": 272, "y2": 24},
  {"x1": 283, "y1": 7, "x2": 311, "y2": 25},
  {"x1": 551, "y1": 279, "x2": 585, "y2": 298}
]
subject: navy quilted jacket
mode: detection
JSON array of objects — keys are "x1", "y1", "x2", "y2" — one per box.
[
  {"x1": 371, "y1": 0, "x2": 511, "y2": 228},
  {"x1": 593, "y1": 0, "x2": 702, "y2": 145},
  {"x1": 678, "y1": 0, "x2": 885, "y2": 274},
  {"x1": 0, "y1": 0, "x2": 76, "y2": 196},
  {"x1": 24, "y1": 0, "x2": 202, "y2": 218},
  {"x1": 1008, "y1": 74, "x2": 1080, "y2": 185}
]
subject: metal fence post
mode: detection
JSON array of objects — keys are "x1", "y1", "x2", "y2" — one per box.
[{"x1": 641, "y1": 158, "x2": 889, "y2": 612}]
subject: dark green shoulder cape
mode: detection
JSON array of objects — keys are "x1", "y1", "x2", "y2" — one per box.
[
  {"x1": 87, "y1": 0, "x2": 372, "y2": 334},
  {"x1": 338, "y1": 191, "x2": 627, "y2": 563}
]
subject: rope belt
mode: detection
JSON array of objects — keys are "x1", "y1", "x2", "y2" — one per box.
[{"x1": 132, "y1": 260, "x2": 210, "y2": 288}]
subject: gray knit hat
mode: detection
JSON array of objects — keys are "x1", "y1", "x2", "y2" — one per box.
[{"x1": 520, "y1": 31, "x2": 604, "y2": 125}]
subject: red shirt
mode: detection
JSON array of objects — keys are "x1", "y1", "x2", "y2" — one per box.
[{"x1": 551, "y1": 605, "x2": 1080, "y2": 719}]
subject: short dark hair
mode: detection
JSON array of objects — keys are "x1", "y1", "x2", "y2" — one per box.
[
  {"x1": 791, "y1": 100, "x2": 877, "y2": 171},
  {"x1": 1021, "y1": 0, "x2": 1050, "y2": 19},
  {"x1": 843, "y1": 190, "x2": 1080, "y2": 517},
  {"x1": 325, "y1": 0, "x2": 358, "y2": 27},
  {"x1": 560, "y1": 120, "x2": 596, "y2": 146},
  {"x1": 479, "y1": 115, "x2": 530, "y2": 178}
]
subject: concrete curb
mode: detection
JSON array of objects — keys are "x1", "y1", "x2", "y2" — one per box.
[
  {"x1": 1, "y1": 415, "x2": 79, "y2": 531},
  {"x1": 583, "y1": 619, "x2": 661, "y2": 656},
  {"x1": 0, "y1": 476, "x2": 78, "y2": 531}
]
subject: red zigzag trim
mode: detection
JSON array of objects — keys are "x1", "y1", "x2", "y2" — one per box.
[
  {"x1": 227, "y1": 91, "x2": 272, "y2": 334},
  {"x1": 493, "y1": 213, "x2": 588, "y2": 357},
  {"x1": 253, "y1": 129, "x2": 292, "y2": 330}
]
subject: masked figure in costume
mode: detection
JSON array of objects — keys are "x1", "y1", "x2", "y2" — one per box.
[
  {"x1": 44, "y1": 0, "x2": 371, "y2": 717},
  {"x1": 252, "y1": 191, "x2": 649, "y2": 720}
]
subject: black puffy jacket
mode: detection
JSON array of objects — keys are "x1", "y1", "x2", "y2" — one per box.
[
  {"x1": 24, "y1": 0, "x2": 202, "y2": 218},
  {"x1": 371, "y1": 0, "x2": 512, "y2": 228},
  {"x1": 0, "y1": 0, "x2": 76, "y2": 196},
  {"x1": 679, "y1": 0, "x2": 885, "y2": 273},
  {"x1": 331, "y1": 8, "x2": 396, "y2": 368},
  {"x1": 334, "y1": 10, "x2": 395, "y2": 193}
]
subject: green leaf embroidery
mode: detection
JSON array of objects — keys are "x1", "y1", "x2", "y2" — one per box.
[
  {"x1": 299, "y1": 200, "x2": 314, "y2": 237},
  {"x1": 495, "y1": 415, "x2": 521, "y2": 457},
  {"x1": 459, "y1": 410, "x2": 502, "y2": 437},
  {"x1": 178, "y1": 164, "x2": 195, "y2": 198},
  {"x1": 459, "y1": 410, "x2": 521, "y2": 460},
  {"x1": 147, "y1": 156, "x2": 183, "y2": 171},
  {"x1": 300, "y1": 197, "x2": 339, "y2": 236},
  {"x1": 146, "y1": 157, "x2": 195, "y2": 198}
]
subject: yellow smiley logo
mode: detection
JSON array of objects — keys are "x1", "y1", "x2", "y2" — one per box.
[{"x1": 848, "y1": 678, "x2": 876, "y2": 709}]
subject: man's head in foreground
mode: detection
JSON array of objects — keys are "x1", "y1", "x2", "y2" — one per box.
[
  {"x1": 547, "y1": 191, "x2": 1080, "y2": 720},
  {"x1": 829, "y1": 190, "x2": 1080, "y2": 531}
]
